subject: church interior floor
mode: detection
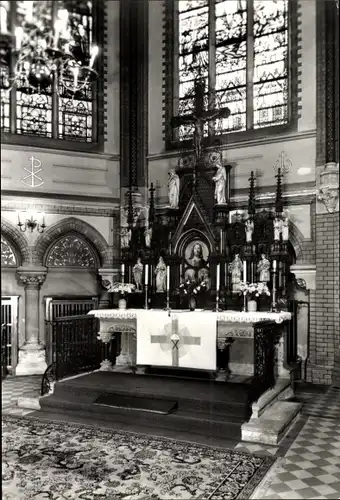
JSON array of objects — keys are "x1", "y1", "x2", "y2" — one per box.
[{"x1": 2, "y1": 376, "x2": 340, "y2": 499}]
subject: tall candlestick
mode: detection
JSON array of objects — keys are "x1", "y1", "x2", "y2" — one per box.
[
  {"x1": 243, "y1": 261, "x2": 247, "y2": 283},
  {"x1": 15, "y1": 27, "x2": 24, "y2": 50},
  {"x1": 121, "y1": 263, "x2": 125, "y2": 284},
  {"x1": 216, "y1": 263, "x2": 220, "y2": 291},
  {"x1": 273, "y1": 260, "x2": 277, "y2": 272},
  {"x1": 145, "y1": 264, "x2": 149, "y2": 286},
  {"x1": 166, "y1": 266, "x2": 170, "y2": 291}
]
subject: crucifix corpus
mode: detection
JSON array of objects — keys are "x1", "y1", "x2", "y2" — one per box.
[{"x1": 171, "y1": 79, "x2": 230, "y2": 182}]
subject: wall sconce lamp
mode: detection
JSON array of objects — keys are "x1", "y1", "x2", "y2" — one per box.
[{"x1": 17, "y1": 213, "x2": 46, "y2": 233}]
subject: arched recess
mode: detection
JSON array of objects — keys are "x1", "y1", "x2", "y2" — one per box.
[
  {"x1": 1, "y1": 218, "x2": 29, "y2": 266},
  {"x1": 35, "y1": 217, "x2": 110, "y2": 268}
]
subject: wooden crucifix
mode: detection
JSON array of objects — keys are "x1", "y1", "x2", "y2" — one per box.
[{"x1": 171, "y1": 79, "x2": 230, "y2": 183}]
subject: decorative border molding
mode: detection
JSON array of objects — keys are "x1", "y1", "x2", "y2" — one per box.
[
  {"x1": 162, "y1": 0, "x2": 300, "y2": 151},
  {"x1": 148, "y1": 130, "x2": 317, "y2": 161},
  {"x1": 0, "y1": 144, "x2": 120, "y2": 161},
  {"x1": 1, "y1": 190, "x2": 120, "y2": 207}
]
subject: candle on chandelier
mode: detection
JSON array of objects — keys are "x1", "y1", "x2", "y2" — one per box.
[
  {"x1": 166, "y1": 266, "x2": 170, "y2": 291},
  {"x1": 273, "y1": 260, "x2": 277, "y2": 272},
  {"x1": 216, "y1": 263, "x2": 220, "y2": 292},
  {"x1": 89, "y1": 45, "x2": 99, "y2": 68},
  {"x1": 243, "y1": 261, "x2": 247, "y2": 283},
  {"x1": 145, "y1": 264, "x2": 149, "y2": 286}
]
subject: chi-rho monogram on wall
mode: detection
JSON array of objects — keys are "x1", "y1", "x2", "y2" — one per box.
[{"x1": 21, "y1": 156, "x2": 44, "y2": 188}]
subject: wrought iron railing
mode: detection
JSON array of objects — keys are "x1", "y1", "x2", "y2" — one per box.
[
  {"x1": 1, "y1": 323, "x2": 8, "y2": 380},
  {"x1": 42, "y1": 315, "x2": 102, "y2": 395}
]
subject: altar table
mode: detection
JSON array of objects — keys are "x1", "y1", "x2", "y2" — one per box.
[{"x1": 88, "y1": 309, "x2": 291, "y2": 390}]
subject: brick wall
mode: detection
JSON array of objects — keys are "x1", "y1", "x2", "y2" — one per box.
[{"x1": 307, "y1": 211, "x2": 339, "y2": 385}]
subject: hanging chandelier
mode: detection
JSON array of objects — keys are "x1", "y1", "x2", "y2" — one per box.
[{"x1": 0, "y1": 1, "x2": 99, "y2": 95}]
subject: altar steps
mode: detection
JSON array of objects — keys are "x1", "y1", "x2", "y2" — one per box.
[{"x1": 38, "y1": 371, "x2": 254, "y2": 441}]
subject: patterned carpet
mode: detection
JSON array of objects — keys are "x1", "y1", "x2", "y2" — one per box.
[{"x1": 2, "y1": 415, "x2": 274, "y2": 500}]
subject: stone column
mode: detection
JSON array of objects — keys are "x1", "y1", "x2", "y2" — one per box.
[{"x1": 15, "y1": 267, "x2": 47, "y2": 376}]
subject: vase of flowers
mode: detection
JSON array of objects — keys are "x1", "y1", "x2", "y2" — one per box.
[
  {"x1": 108, "y1": 282, "x2": 136, "y2": 309},
  {"x1": 239, "y1": 282, "x2": 271, "y2": 312},
  {"x1": 179, "y1": 276, "x2": 209, "y2": 311}
]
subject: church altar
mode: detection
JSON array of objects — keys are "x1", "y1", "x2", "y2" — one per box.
[{"x1": 88, "y1": 309, "x2": 291, "y2": 392}]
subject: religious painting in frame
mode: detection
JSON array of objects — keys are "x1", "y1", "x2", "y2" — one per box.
[{"x1": 184, "y1": 239, "x2": 209, "y2": 269}]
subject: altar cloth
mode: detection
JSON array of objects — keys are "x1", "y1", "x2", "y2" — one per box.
[{"x1": 136, "y1": 310, "x2": 217, "y2": 370}]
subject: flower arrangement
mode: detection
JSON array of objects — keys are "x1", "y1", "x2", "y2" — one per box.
[
  {"x1": 108, "y1": 282, "x2": 136, "y2": 295},
  {"x1": 239, "y1": 282, "x2": 271, "y2": 299},
  {"x1": 179, "y1": 277, "x2": 208, "y2": 297}
]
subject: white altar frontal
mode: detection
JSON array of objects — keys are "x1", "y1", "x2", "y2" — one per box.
[{"x1": 88, "y1": 308, "x2": 291, "y2": 377}]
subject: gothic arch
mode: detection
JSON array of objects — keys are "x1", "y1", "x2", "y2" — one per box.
[
  {"x1": 1, "y1": 217, "x2": 30, "y2": 266},
  {"x1": 288, "y1": 220, "x2": 304, "y2": 262},
  {"x1": 35, "y1": 217, "x2": 110, "y2": 268}
]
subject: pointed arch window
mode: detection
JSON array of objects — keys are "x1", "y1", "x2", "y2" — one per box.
[
  {"x1": 0, "y1": 1, "x2": 104, "y2": 151},
  {"x1": 166, "y1": 0, "x2": 297, "y2": 146}
]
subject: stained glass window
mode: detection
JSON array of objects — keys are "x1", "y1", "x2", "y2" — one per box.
[
  {"x1": 175, "y1": 0, "x2": 289, "y2": 139},
  {"x1": 1, "y1": 236, "x2": 17, "y2": 267},
  {"x1": 46, "y1": 235, "x2": 96, "y2": 268},
  {"x1": 0, "y1": 0, "x2": 97, "y2": 143}
]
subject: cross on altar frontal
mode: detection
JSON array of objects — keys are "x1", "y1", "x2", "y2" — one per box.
[
  {"x1": 171, "y1": 79, "x2": 230, "y2": 178},
  {"x1": 150, "y1": 317, "x2": 201, "y2": 367}
]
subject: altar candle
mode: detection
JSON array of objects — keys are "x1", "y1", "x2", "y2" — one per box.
[
  {"x1": 273, "y1": 260, "x2": 277, "y2": 272},
  {"x1": 121, "y1": 263, "x2": 125, "y2": 276},
  {"x1": 145, "y1": 264, "x2": 149, "y2": 286},
  {"x1": 243, "y1": 261, "x2": 247, "y2": 283},
  {"x1": 216, "y1": 264, "x2": 220, "y2": 291},
  {"x1": 166, "y1": 266, "x2": 170, "y2": 290}
]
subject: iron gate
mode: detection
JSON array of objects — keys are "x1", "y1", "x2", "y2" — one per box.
[
  {"x1": 45, "y1": 297, "x2": 98, "y2": 365},
  {"x1": 1, "y1": 297, "x2": 19, "y2": 375}
]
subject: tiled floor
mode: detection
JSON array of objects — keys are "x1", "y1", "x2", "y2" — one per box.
[
  {"x1": 2, "y1": 375, "x2": 41, "y2": 415},
  {"x1": 2, "y1": 376, "x2": 340, "y2": 499}
]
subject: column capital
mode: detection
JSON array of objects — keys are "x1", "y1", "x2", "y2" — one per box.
[
  {"x1": 317, "y1": 162, "x2": 339, "y2": 214},
  {"x1": 290, "y1": 264, "x2": 316, "y2": 290},
  {"x1": 98, "y1": 268, "x2": 120, "y2": 291},
  {"x1": 17, "y1": 267, "x2": 47, "y2": 289}
]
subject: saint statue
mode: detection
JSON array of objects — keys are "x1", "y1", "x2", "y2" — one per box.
[
  {"x1": 212, "y1": 161, "x2": 227, "y2": 205},
  {"x1": 120, "y1": 227, "x2": 131, "y2": 249},
  {"x1": 245, "y1": 219, "x2": 254, "y2": 243},
  {"x1": 282, "y1": 217, "x2": 289, "y2": 241},
  {"x1": 154, "y1": 256, "x2": 167, "y2": 293},
  {"x1": 168, "y1": 169, "x2": 180, "y2": 209},
  {"x1": 144, "y1": 227, "x2": 152, "y2": 248},
  {"x1": 257, "y1": 254, "x2": 271, "y2": 283},
  {"x1": 228, "y1": 254, "x2": 243, "y2": 293},
  {"x1": 0, "y1": 1, "x2": 9, "y2": 33},
  {"x1": 273, "y1": 217, "x2": 282, "y2": 241},
  {"x1": 187, "y1": 242, "x2": 206, "y2": 268},
  {"x1": 132, "y1": 257, "x2": 143, "y2": 290}
]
